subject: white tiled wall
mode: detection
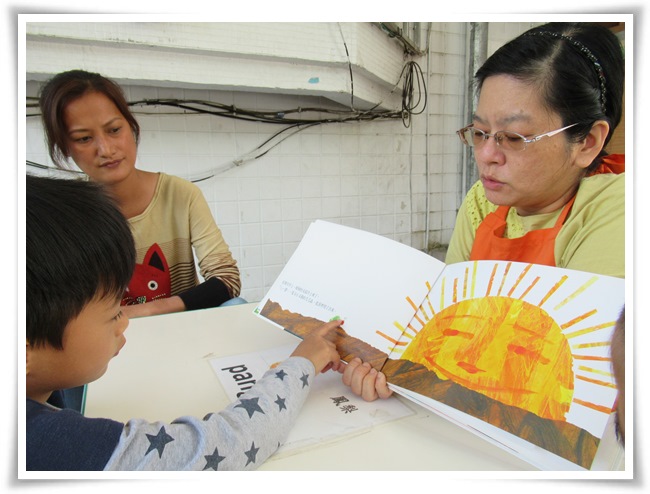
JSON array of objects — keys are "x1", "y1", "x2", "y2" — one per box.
[{"x1": 25, "y1": 22, "x2": 537, "y2": 302}]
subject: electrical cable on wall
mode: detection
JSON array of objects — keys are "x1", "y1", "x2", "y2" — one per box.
[
  {"x1": 377, "y1": 23, "x2": 428, "y2": 57},
  {"x1": 337, "y1": 22, "x2": 356, "y2": 112},
  {"x1": 25, "y1": 59, "x2": 427, "y2": 183}
]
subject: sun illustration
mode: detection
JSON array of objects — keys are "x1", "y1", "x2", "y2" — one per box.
[{"x1": 377, "y1": 261, "x2": 618, "y2": 432}]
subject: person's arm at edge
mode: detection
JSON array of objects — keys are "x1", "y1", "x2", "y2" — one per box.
[{"x1": 121, "y1": 277, "x2": 232, "y2": 318}]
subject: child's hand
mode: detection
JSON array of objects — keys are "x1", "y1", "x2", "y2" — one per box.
[
  {"x1": 290, "y1": 320, "x2": 343, "y2": 375},
  {"x1": 342, "y1": 357, "x2": 394, "y2": 402}
]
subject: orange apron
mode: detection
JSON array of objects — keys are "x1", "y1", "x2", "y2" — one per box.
[
  {"x1": 469, "y1": 196, "x2": 576, "y2": 267},
  {"x1": 469, "y1": 154, "x2": 624, "y2": 267}
]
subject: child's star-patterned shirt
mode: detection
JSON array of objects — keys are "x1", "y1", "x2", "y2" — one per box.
[{"x1": 26, "y1": 357, "x2": 315, "y2": 471}]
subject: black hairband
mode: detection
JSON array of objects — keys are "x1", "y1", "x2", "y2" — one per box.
[{"x1": 525, "y1": 30, "x2": 607, "y2": 114}]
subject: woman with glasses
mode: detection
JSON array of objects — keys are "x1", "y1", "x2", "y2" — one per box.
[{"x1": 446, "y1": 22, "x2": 625, "y2": 278}]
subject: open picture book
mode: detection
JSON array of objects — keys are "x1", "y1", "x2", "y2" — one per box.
[{"x1": 254, "y1": 220, "x2": 625, "y2": 471}]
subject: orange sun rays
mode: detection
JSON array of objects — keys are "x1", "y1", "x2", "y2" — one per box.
[{"x1": 376, "y1": 261, "x2": 617, "y2": 421}]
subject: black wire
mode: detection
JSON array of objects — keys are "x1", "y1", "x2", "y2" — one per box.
[
  {"x1": 26, "y1": 160, "x2": 50, "y2": 170},
  {"x1": 27, "y1": 63, "x2": 425, "y2": 127},
  {"x1": 378, "y1": 23, "x2": 427, "y2": 57},
  {"x1": 127, "y1": 99, "x2": 403, "y2": 125},
  {"x1": 253, "y1": 122, "x2": 321, "y2": 159},
  {"x1": 26, "y1": 60, "x2": 427, "y2": 179},
  {"x1": 338, "y1": 23, "x2": 355, "y2": 111},
  {"x1": 398, "y1": 61, "x2": 427, "y2": 128}
]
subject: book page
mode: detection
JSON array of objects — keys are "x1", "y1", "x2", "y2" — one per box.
[
  {"x1": 383, "y1": 259, "x2": 625, "y2": 470},
  {"x1": 255, "y1": 220, "x2": 445, "y2": 364}
]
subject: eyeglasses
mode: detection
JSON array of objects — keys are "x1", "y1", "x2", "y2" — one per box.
[{"x1": 456, "y1": 123, "x2": 578, "y2": 152}]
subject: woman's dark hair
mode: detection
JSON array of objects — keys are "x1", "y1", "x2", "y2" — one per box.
[
  {"x1": 26, "y1": 174, "x2": 136, "y2": 349},
  {"x1": 38, "y1": 69, "x2": 141, "y2": 168},
  {"x1": 475, "y1": 22, "x2": 624, "y2": 172}
]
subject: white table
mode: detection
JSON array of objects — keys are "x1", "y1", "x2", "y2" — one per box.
[{"x1": 84, "y1": 303, "x2": 535, "y2": 471}]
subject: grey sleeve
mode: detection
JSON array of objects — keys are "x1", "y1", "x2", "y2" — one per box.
[{"x1": 103, "y1": 356, "x2": 315, "y2": 471}]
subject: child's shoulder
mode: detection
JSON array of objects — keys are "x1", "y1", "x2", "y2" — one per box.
[{"x1": 26, "y1": 398, "x2": 123, "y2": 471}]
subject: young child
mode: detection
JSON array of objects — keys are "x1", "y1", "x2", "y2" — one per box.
[{"x1": 25, "y1": 174, "x2": 343, "y2": 470}]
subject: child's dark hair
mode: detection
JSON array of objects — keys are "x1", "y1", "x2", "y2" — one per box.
[
  {"x1": 26, "y1": 175, "x2": 136, "y2": 349},
  {"x1": 475, "y1": 22, "x2": 624, "y2": 173},
  {"x1": 38, "y1": 69, "x2": 141, "y2": 168}
]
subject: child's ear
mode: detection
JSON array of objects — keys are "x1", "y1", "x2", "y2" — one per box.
[{"x1": 26, "y1": 340, "x2": 33, "y2": 376}]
